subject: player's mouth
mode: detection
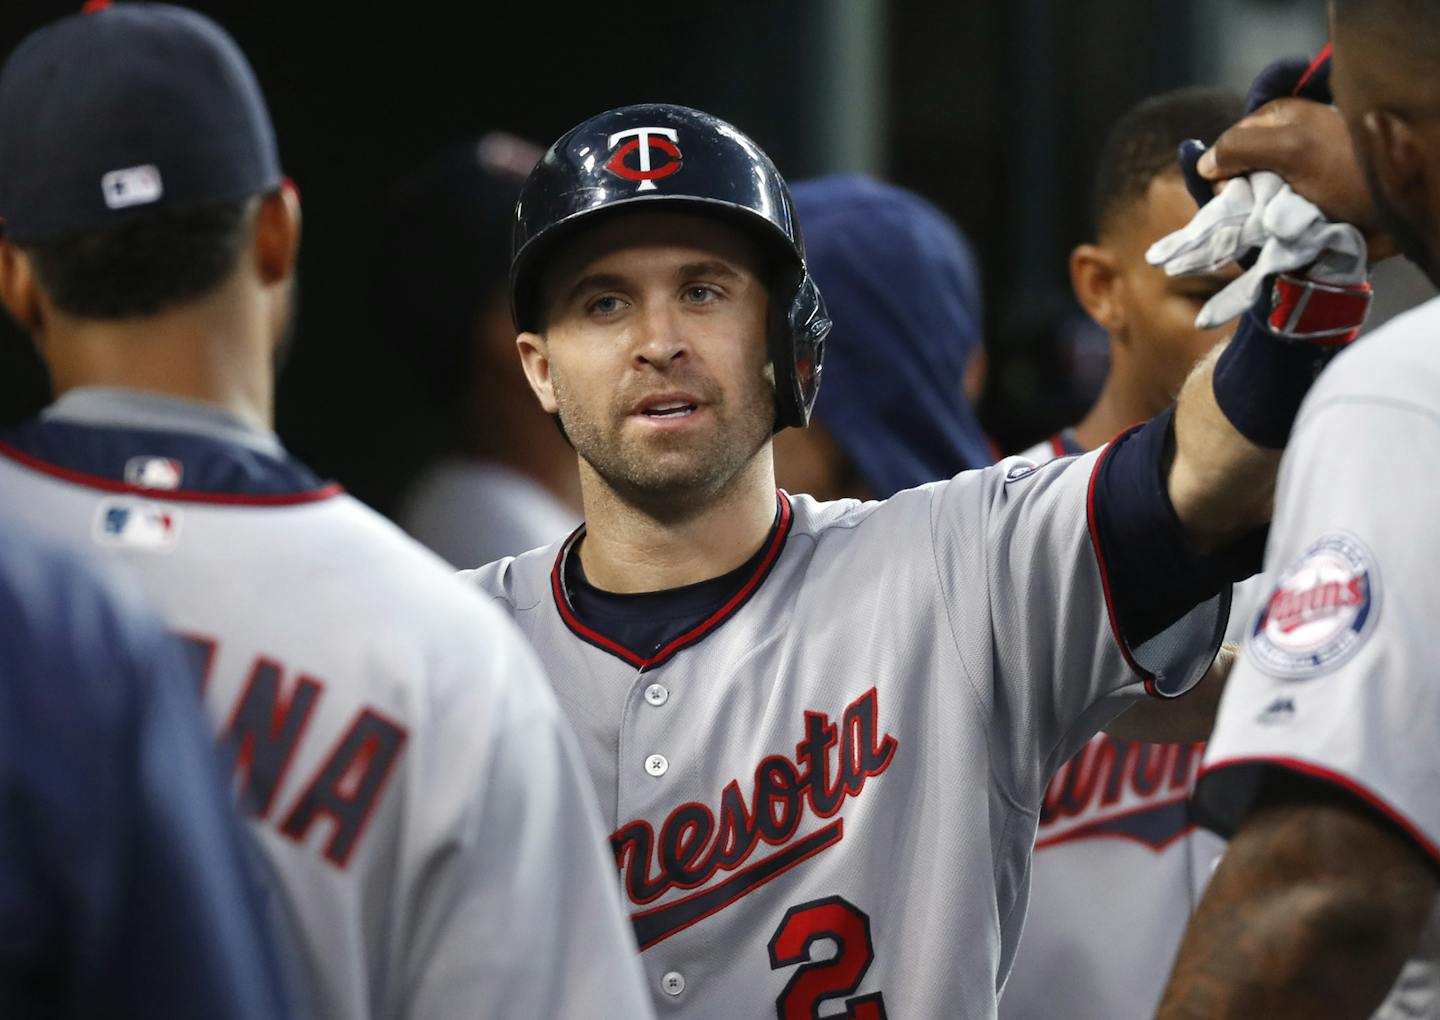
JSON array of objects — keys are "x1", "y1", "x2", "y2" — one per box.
[
  {"x1": 631, "y1": 393, "x2": 705, "y2": 427},
  {"x1": 644, "y1": 401, "x2": 696, "y2": 419}
]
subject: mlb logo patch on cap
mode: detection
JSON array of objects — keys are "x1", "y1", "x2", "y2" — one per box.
[{"x1": 102, "y1": 165, "x2": 164, "y2": 209}]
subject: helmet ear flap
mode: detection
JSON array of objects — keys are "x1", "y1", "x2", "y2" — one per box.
[{"x1": 770, "y1": 267, "x2": 830, "y2": 431}]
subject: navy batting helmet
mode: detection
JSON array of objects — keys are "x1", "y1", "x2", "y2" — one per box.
[{"x1": 510, "y1": 103, "x2": 830, "y2": 430}]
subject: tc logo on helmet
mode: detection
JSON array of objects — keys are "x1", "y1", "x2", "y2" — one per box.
[{"x1": 605, "y1": 127, "x2": 682, "y2": 191}]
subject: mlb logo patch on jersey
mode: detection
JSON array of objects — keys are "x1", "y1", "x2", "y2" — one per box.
[
  {"x1": 1248, "y1": 532, "x2": 1378, "y2": 678},
  {"x1": 93, "y1": 499, "x2": 181, "y2": 552},
  {"x1": 124, "y1": 456, "x2": 183, "y2": 490}
]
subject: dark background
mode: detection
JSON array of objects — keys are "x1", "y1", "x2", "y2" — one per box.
[{"x1": 0, "y1": 0, "x2": 1317, "y2": 513}]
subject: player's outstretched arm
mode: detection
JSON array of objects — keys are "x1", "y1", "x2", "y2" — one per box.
[
  {"x1": 1165, "y1": 343, "x2": 1282, "y2": 551},
  {"x1": 1155, "y1": 771, "x2": 1437, "y2": 1020}
]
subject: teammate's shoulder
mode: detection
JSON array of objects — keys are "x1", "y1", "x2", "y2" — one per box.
[{"x1": 1299, "y1": 295, "x2": 1440, "y2": 426}]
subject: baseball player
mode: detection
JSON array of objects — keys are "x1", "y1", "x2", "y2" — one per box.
[
  {"x1": 460, "y1": 101, "x2": 1355, "y2": 1016},
  {"x1": 0, "y1": 5, "x2": 651, "y2": 1019},
  {"x1": 0, "y1": 524, "x2": 294, "y2": 1019},
  {"x1": 1150, "y1": 12, "x2": 1440, "y2": 1017},
  {"x1": 1001, "y1": 87, "x2": 1244, "y2": 1020},
  {"x1": 772, "y1": 174, "x2": 995, "y2": 500}
]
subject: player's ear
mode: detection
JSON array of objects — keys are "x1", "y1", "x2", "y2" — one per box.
[
  {"x1": 0, "y1": 240, "x2": 44, "y2": 335},
  {"x1": 253, "y1": 181, "x2": 301, "y2": 287},
  {"x1": 1070, "y1": 243, "x2": 1124, "y2": 334},
  {"x1": 1360, "y1": 111, "x2": 1427, "y2": 222},
  {"x1": 517, "y1": 331, "x2": 560, "y2": 414}
]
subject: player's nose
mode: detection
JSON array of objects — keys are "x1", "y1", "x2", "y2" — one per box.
[{"x1": 630, "y1": 300, "x2": 689, "y2": 370}]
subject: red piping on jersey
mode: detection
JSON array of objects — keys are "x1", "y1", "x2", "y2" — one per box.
[
  {"x1": 1295, "y1": 43, "x2": 1333, "y2": 94},
  {"x1": 0, "y1": 440, "x2": 343, "y2": 506},
  {"x1": 1085, "y1": 436, "x2": 1161, "y2": 696},
  {"x1": 550, "y1": 490, "x2": 794, "y2": 670},
  {"x1": 1048, "y1": 433, "x2": 1067, "y2": 459},
  {"x1": 1200, "y1": 754, "x2": 1440, "y2": 868}
]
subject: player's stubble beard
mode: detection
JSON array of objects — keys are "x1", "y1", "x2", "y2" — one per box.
[
  {"x1": 552, "y1": 362, "x2": 776, "y2": 521},
  {"x1": 1358, "y1": 151, "x2": 1440, "y2": 287}
]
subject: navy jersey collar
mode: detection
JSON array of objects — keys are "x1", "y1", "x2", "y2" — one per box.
[
  {"x1": 3, "y1": 388, "x2": 335, "y2": 503},
  {"x1": 551, "y1": 491, "x2": 793, "y2": 670}
]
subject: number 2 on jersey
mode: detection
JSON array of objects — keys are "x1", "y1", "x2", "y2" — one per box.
[{"x1": 768, "y1": 896, "x2": 887, "y2": 1019}]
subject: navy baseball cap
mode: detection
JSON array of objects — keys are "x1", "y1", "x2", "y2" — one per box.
[{"x1": 0, "y1": 2, "x2": 281, "y2": 245}]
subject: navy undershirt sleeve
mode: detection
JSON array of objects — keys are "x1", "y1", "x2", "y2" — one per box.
[{"x1": 1092, "y1": 407, "x2": 1268, "y2": 647}]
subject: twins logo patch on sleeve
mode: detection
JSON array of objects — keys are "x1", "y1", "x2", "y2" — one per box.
[{"x1": 1248, "y1": 532, "x2": 1379, "y2": 678}]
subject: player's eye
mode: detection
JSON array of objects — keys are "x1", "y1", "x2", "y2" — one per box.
[
  {"x1": 682, "y1": 285, "x2": 719, "y2": 304},
  {"x1": 588, "y1": 294, "x2": 627, "y2": 316}
]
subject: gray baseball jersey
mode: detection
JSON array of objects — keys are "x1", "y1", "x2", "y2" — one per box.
[
  {"x1": 463, "y1": 450, "x2": 1227, "y2": 1017},
  {"x1": 1199, "y1": 297, "x2": 1440, "y2": 1018},
  {"x1": 1002, "y1": 432, "x2": 1229, "y2": 1020},
  {"x1": 0, "y1": 389, "x2": 653, "y2": 1020}
]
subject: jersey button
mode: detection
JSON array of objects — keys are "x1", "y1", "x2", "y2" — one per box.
[
  {"x1": 644, "y1": 683, "x2": 669, "y2": 707},
  {"x1": 645, "y1": 753, "x2": 669, "y2": 777},
  {"x1": 661, "y1": 971, "x2": 686, "y2": 996}
]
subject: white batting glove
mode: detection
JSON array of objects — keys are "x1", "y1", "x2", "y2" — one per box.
[{"x1": 1146, "y1": 171, "x2": 1369, "y2": 333}]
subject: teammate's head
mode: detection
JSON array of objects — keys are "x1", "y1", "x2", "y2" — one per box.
[
  {"x1": 381, "y1": 133, "x2": 540, "y2": 428},
  {"x1": 775, "y1": 175, "x2": 992, "y2": 502},
  {"x1": 511, "y1": 104, "x2": 828, "y2": 513},
  {"x1": 1073, "y1": 87, "x2": 1245, "y2": 413},
  {"x1": 1330, "y1": 0, "x2": 1440, "y2": 284},
  {"x1": 0, "y1": 4, "x2": 298, "y2": 348}
]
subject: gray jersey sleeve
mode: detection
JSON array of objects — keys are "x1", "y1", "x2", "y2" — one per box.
[
  {"x1": 1199, "y1": 391, "x2": 1440, "y2": 862},
  {"x1": 934, "y1": 454, "x2": 1227, "y2": 806},
  {"x1": 397, "y1": 626, "x2": 653, "y2": 1020}
]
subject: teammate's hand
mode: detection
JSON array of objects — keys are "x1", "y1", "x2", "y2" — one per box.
[
  {"x1": 1147, "y1": 170, "x2": 1368, "y2": 331},
  {"x1": 1196, "y1": 98, "x2": 1396, "y2": 259}
]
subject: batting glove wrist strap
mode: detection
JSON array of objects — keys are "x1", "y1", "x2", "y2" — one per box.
[
  {"x1": 1212, "y1": 303, "x2": 1333, "y2": 450},
  {"x1": 1266, "y1": 272, "x2": 1372, "y2": 346}
]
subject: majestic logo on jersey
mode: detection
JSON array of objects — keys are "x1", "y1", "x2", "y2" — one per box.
[
  {"x1": 1037, "y1": 735, "x2": 1204, "y2": 852},
  {"x1": 1249, "y1": 532, "x2": 1378, "y2": 678},
  {"x1": 124, "y1": 456, "x2": 183, "y2": 490},
  {"x1": 611, "y1": 688, "x2": 897, "y2": 951},
  {"x1": 605, "y1": 127, "x2": 682, "y2": 191},
  {"x1": 1257, "y1": 696, "x2": 1296, "y2": 725},
  {"x1": 92, "y1": 497, "x2": 181, "y2": 551}
]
